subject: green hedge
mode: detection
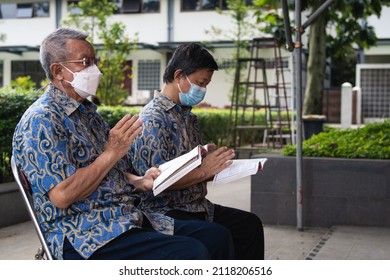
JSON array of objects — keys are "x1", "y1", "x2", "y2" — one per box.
[
  {"x1": 0, "y1": 88, "x2": 41, "y2": 183},
  {"x1": 282, "y1": 120, "x2": 390, "y2": 159},
  {"x1": 0, "y1": 98, "x2": 284, "y2": 183},
  {"x1": 3, "y1": 90, "x2": 388, "y2": 184},
  {"x1": 98, "y1": 106, "x2": 276, "y2": 147},
  {"x1": 97, "y1": 106, "x2": 143, "y2": 128},
  {"x1": 98, "y1": 106, "x2": 233, "y2": 146}
]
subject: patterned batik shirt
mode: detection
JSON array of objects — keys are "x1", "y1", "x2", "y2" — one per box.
[
  {"x1": 130, "y1": 91, "x2": 215, "y2": 221},
  {"x1": 12, "y1": 85, "x2": 173, "y2": 259}
]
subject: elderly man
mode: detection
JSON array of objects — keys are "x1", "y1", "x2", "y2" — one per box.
[{"x1": 12, "y1": 28, "x2": 234, "y2": 260}]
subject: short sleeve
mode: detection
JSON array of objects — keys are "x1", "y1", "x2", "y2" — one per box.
[{"x1": 14, "y1": 111, "x2": 76, "y2": 195}]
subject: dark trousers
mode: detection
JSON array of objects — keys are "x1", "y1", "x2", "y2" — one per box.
[
  {"x1": 63, "y1": 218, "x2": 234, "y2": 260},
  {"x1": 167, "y1": 204, "x2": 265, "y2": 260}
]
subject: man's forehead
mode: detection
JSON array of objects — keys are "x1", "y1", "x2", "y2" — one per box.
[{"x1": 66, "y1": 39, "x2": 94, "y2": 57}]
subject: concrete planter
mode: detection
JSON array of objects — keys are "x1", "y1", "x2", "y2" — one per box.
[
  {"x1": 0, "y1": 182, "x2": 29, "y2": 228},
  {"x1": 251, "y1": 153, "x2": 390, "y2": 227}
]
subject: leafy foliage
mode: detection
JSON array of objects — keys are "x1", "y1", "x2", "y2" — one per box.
[
  {"x1": 301, "y1": 0, "x2": 387, "y2": 114},
  {"x1": 99, "y1": 106, "x2": 289, "y2": 147},
  {"x1": 0, "y1": 96, "x2": 291, "y2": 184},
  {"x1": 253, "y1": 0, "x2": 287, "y2": 46},
  {"x1": 10, "y1": 76, "x2": 37, "y2": 91},
  {"x1": 97, "y1": 106, "x2": 143, "y2": 128},
  {"x1": 0, "y1": 88, "x2": 41, "y2": 183},
  {"x1": 282, "y1": 120, "x2": 390, "y2": 159}
]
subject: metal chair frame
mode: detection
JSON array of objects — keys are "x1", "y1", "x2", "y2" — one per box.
[{"x1": 11, "y1": 156, "x2": 54, "y2": 260}]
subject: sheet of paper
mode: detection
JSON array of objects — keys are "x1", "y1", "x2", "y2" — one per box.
[{"x1": 212, "y1": 158, "x2": 267, "y2": 186}]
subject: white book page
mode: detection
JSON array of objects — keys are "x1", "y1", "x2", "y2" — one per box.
[
  {"x1": 152, "y1": 145, "x2": 208, "y2": 196},
  {"x1": 212, "y1": 158, "x2": 267, "y2": 186}
]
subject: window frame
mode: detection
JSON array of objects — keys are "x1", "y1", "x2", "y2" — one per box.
[
  {"x1": 113, "y1": 0, "x2": 160, "y2": 14},
  {"x1": 181, "y1": 0, "x2": 253, "y2": 12},
  {"x1": 0, "y1": 2, "x2": 50, "y2": 19}
]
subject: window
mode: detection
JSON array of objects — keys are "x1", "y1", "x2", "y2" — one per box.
[
  {"x1": 33, "y1": 2, "x2": 49, "y2": 17},
  {"x1": 138, "y1": 60, "x2": 160, "y2": 91},
  {"x1": 121, "y1": 0, "x2": 141, "y2": 13},
  {"x1": 181, "y1": 0, "x2": 252, "y2": 11},
  {"x1": 11, "y1": 61, "x2": 46, "y2": 86},
  {"x1": 113, "y1": 0, "x2": 160, "y2": 13},
  {"x1": 202, "y1": 0, "x2": 220, "y2": 10},
  {"x1": 67, "y1": 0, "x2": 159, "y2": 14},
  {"x1": 142, "y1": 0, "x2": 160, "y2": 13},
  {"x1": 0, "y1": 3, "x2": 17, "y2": 18},
  {"x1": 359, "y1": 67, "x2": 390, "y2": 119},
  {"x1": 0, "y1": 2, "x2": 50, "y2": 19},
  {"x1": 17, "y1": 3, "x2": 33, "y2": 18}
]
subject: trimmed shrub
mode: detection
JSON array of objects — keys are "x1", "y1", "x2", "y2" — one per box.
[
  {"x1": 97, "y1": 106, "x2": 143, "y2": 128},
  {"x1": 0, "y1": 88, "x2": 41, "y2": 183},
  {"x1": 98, "y1": 106, "x2": 276, "y2": 147},
  {"x1": 1, "y1": 100, "x2": 288, "y2": 183},
  {"x1": 282, "y1": 119, "x2": 390, "y2": 159}
]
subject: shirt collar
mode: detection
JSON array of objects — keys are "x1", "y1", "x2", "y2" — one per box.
[
  {"x1": 49, "y1": 84, "x2": 97, "y2": 115},
  {"x1": 153, "y1": 90, "x2": 192, "y2": 114}
]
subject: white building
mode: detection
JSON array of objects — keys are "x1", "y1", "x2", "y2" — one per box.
[{"x1": 0, "y1": 0, "x2": 389, "y2": 108}]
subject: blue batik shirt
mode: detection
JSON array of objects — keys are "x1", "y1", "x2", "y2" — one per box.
[
  {"x1": 130, "y1": 91, "x2": 215, "y2": 221},
  {"x1": 12, "y1": 85, "x2": 173, "y2": 259}
]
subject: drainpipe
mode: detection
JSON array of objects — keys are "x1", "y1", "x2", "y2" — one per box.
[
  {"x1": 167, "y1": 0, "x2": 174, "y2": 42},
  {"x1": 55, "y1": 0, "x2": 62, "y2": 28}
]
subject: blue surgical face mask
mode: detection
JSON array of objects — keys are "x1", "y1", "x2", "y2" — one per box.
[{"x1": 177, "y1": 76, "x2": 207, "y2": 106}]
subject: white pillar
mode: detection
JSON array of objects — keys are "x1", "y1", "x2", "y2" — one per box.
[
  {"x1": 3, "y1": 58, "x2": 12, "y2": 87},
  {"x1": 341, "y1": 82, "x2": 353, "y2": 129}
]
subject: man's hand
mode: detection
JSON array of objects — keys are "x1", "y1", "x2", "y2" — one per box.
[
  {"x1": 49, "y1": 114, "x2": 143, "y2": 208},
  {"x1": 126, "y1": 167, "x2": 161, "y2": 193},
  {"x1": 199, "y1": 146, "x2": 235, "y2": 180},
  {"x1": 104, "y1": 114, "x2": 142, "y2": 160}
]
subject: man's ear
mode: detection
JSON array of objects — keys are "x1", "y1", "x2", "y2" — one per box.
[
  {"x1": 173, "y1": 69, "x2": 184, "y2": 82},
  {"x1": 50, "y1": 64, "x2": 63, "y2": 80}
]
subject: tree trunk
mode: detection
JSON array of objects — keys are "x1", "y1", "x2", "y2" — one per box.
[{"x1": 303, "y1": 3, "x2": 327, "y2": 115}]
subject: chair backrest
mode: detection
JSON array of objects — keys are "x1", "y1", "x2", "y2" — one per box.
[{"x1": 11, "y1": 156, "x2": 54, "y2": 260}]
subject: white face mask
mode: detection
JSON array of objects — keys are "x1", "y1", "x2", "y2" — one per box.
[{"x1": 62, "y1": 64, "x2": 103, "y2": 99}]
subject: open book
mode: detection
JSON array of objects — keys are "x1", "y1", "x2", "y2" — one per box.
[
  {"x1": 152, "y1": 145, "x2": 208, "y2": 196},
  {"x1": 212, "y1": 158, "x2": 267, "y2": 186},
  {"x1": 152, "y1": 145, "x2": 267, "y2": 196}
]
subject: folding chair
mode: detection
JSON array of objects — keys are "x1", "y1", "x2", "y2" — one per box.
[{"x1": 11, "y1": 156, "x2": 54, "y2": 260}]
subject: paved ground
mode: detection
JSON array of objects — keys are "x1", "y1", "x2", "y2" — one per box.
[
  {"x1": 1, "y1": 176, "x2": 390, "y2": 260},
  {"x1": 207, "y1": 177, "x2": 390, "y2": 260}
]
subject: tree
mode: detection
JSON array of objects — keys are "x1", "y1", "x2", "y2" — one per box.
[
  {"x1": 207, "y1": 0, "x2": 258, "y2": 67},
  {"x1": 62, "y1": 0, "x2": 137, "y2": 105},
  {"x1": 253, "y1": 0, "x2": 287, "y2": 45},
  {"x1": 206, "y1": 0, "x2": 280, "y2": 106},
  {"x1": 301, "y1": 0, "x2": 386, "y2": 115}
]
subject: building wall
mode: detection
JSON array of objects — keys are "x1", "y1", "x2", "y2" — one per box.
[
  {"x1": 0, "y1": 0, "x2": 247, "y2": 108},
  {"x1": 0, "y1": 0, "x2": 56, "y2": 46},
  {"x1": 0, "y1": 1, "x2": 389, "y2": 108}
]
